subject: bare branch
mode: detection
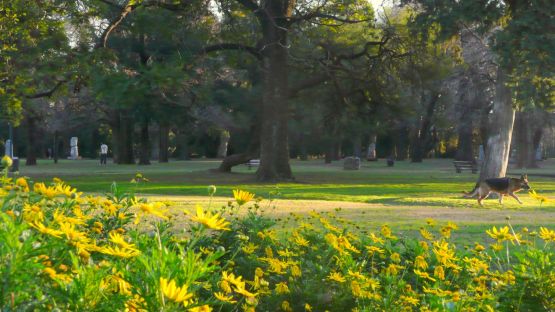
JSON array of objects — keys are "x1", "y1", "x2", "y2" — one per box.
[
  {"x1": 201, "y1": 43, "x2": 263, "y2": 60},
  {"x1": 26, "y1": 81, "x2": 66, "y2": 99},
  {"x1": 235, "y1": 0, "x2": 259, "y2": 11}
]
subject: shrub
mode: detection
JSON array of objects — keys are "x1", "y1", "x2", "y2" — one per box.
[{"x1": 1, "y1": 174, "x2": 554, "y2": 311}]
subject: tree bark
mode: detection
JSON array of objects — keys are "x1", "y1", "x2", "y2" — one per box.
[
  {"x1": 479, "y1": 68, "x2": 515, "y2": 180},
  {"x1": 138, "y1": 120, "x2": 151, "y2": 165},
  {"x1": 256, "y1": 6, "x2": 293, "y2": 181},
  {"x1": 113, "y1": 111, "x2": 135, "y2": 164},
  {"x1": 455, "y1": 122, "x2": 474, "y2": 161},
  {"x1": 53, "y1": 130, "x2": 59, "y2": 164},
  {"x1": 353, "y1": 136, "x2": 362, "y2": 158},
  {"x1": 394, "y1": 125, "x2": 409, "y2": 160},
  {"x1": 158, "y1": 122, "x2": 169, "y2": 163},
  {"x1": 25, "y1": 114, "x2": 38, "y2": 166},
  {"x1": 411, "y1": 92, "x2": 440, "y2": 162}
]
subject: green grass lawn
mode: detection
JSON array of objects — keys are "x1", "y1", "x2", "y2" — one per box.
[{"x1": 15, "y1": 157, "x2": 555, "y2": 242}]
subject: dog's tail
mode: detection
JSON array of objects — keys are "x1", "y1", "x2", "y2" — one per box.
[{"x1": 463, "y1": 183, "x2": 480, "y2": 198}]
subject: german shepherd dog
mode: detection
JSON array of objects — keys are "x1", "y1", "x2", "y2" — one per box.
[{"x1": 464, "y1": 175, "x2": 531, "y2": 206}]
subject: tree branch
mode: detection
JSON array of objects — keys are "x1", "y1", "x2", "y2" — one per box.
[
  {"x1": 25, "y1": 81, "x2": 65, "y2": 99},
  {"x1": 235, "y1": 0, "x2": 259, "y2": 11},
  {"x1": 290, "y1": 11, "x2": 371, "y2": 25},
  {"x1": 96, "y1": 2, "x2": 139, "y2": 49},
  {"x1": 201, "y1": 43, "x2": 262, "y2": 60}
]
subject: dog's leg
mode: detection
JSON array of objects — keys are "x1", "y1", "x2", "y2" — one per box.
[
  {"x1": 509, "y1": 193, "x2": 523, "y2": 204},
  {"x1": 499, "y1": 194, "x2": 504, "y2": 205}
]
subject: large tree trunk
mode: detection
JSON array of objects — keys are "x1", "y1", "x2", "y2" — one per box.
[
  {"x1": 256, "y1": 8, "x2": 292, "y2": 181},
  {"x1": 217, "y1": 130, "x2": 230, "y2": 158},
  {"x1": 158, "y1": 122, "x2": 169, "y2": 163},
  {"x1": 25, "y1": 114, "x2": 38, "y2": 166},
  {"x1": 53, "y1": 130, "x2": 59, "y2": 164},
  {"x1": 114, "y1": 111, "x2": 135, "y2": 164},
  {"x1": 394, "y1": 125, "x2": 409, "y2": 160},
  {"x1": 479, "y1": 69, "x2": 515, "y2": 180},
  {"x1": 138, "y1": 120, "x2": 151, "y2": 165},
  {"x1": 411, "y1": 92, "x2": 440, "y2": 162},
  {"x1": 352, "y1": 136, "x2": 362, "y2": 158},
  {"x1": 455, "y1": 101, "x2": 474, "y2": 161}
]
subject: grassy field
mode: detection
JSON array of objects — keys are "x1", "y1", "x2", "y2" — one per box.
[{"x1": 16, "y1": 158, "x2": 555, "y2": 242}]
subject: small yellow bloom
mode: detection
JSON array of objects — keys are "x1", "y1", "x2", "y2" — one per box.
[
  {"x1": 160, "y1": 277, "x2": 193, "y2": 304},
  {"x1": 434, "y1": 266, "x2": 445, "y2": 280},
  {"x1": 414, "y1": 269, "x2": 436, "y2": 281},
  {"x1": 188, "y1": 305, "x2": 211, "y2": 312},
  {"x1": 305, "y1": 303, "x2": 312, "y2": 311},
  {"x1": 233, "y1": 189, "x2": 255, "y2": 206},
  {"x1": 486, "y1": 226, "x2": 512, "y2": 242},
  {"x1": 327, "y1": 272, "x2": 346, "y2": 283},
  {"x1": 529, "y1": 190, "x2": 549, "y2": 205},
  {"x1": 281, "y1": 300, "x2": 292, "y2": 312},
  {"x1": 214, "y1": 292, "x2": 237, "y2": 303},
  {"x1": 390, "y1": 252, "x2": 401, "y2": 263},
  {"x1": 190, "y1": 206, "x2": 231, "y2": 231},
  {"x1": 1, "y1": 155, "x2": 13, "y2": 167},
  {"x1": 539, "y1": 227, "x2": 555, "y2": 242},
  {"x1": 275, "y1": 282, "x2": 290, "y2": 294},
  {"x1": 414, "y1": 255, "x2": 428, "y2": 270}
]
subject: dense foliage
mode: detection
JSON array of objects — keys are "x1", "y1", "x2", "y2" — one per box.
[{"x1": 1, "y1": 161, "x2": 555, "y2": 311}]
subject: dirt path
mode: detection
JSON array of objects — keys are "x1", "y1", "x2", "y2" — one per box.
[{"x1": 145, "y1": 195, "x2": 555, "y2": 226}]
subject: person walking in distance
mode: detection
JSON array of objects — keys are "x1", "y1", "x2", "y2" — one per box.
[{"x1": 100, "y1": 143, "x2": 108, "y2": 165}]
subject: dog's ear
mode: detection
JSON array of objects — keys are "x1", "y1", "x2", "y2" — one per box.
[{"x1": 521, "y1": 174, "x2": 528, "y2": 180}]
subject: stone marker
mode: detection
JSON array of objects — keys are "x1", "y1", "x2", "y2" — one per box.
[
  {"x1": 478, "y1": 145, "x2": 484, "y2": 162},
  {"x1": 536, "y1": 145, "x2": 543, "y2": 161},
  {"x1": 5, "y1": 139, "x2": 13, "y2": 158},
  {"x1": 69, "y1": 137, "x2": 79, "y2": 159},
  {"x1": 343, "y1": 156, "x2": 361, "y2": 170}
]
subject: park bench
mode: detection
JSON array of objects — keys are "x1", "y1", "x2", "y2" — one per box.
[
  {"x1": 453, "y1": 160, "x2": 478, "y2": 174},
  {"x1": 245, "y1": 159, "x2": 260, "y2": 170}
]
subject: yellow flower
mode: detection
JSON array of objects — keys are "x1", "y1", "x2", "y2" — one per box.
[
  {"x1": 136, "y1": 202, "x2": 169, "y2": 221},
  {"x1": 109, "y1": 231, "x2": 136, "y2": 249},
  {"x1": 160, "y1": 277, "x2": 194, "y2": 304},
  {"x1": 385, "y1": 264, "x2": 404, "y2": 276},
  {"x1": 233, "y1": 189, "x2": 255, "y2": 206},
  {"x1": 15, "y1": 177, "x2": 29, "y2": 192},
  {"x1": 275, "y1": 282, "x2": 290, "y2": 294},
  {"x1": 539, "y1": 227, "x2": 555, "y2": 242},
  {"x1": 291, "y1": 265, "x2": 302, "y2": 277},
  {"x1": 414, "y1": 269, "x2": 436, "y2": 282},
  {"x1": 327, "y1": 272, "x2": 346, "y2": 283},
  {"x1": 366, "y1": 245, "x2": 385, "y2": 255},
  {"x1": 390, "y1": 252, "x2": 401, "y2": 263},
  {"x1": 101, "y1": 271, "x2": 132, "y2": 295},
  {"x1": 293, "y1": 234, "x2": 310, "y2": 247},
  {"x1": 419, "y1": 228, "x2": 434, "y2": 240},
  {"x1": 100, "y1": 245, "x2": 140, "y2": 258},
  {"x1": 381, "y1": 224, "x2": 397, "y2": 239},
  {"x1": 125, "y1": 294, "x2": 147, "y2": 312},
  {"x1": 22, "y1": 203, "x2": 44, "y2": 223},
  {"x1": 305, "y1": 303, "x2": 312, "y2": 311},
  {"x1": 529, "y1": 190, "x2": 549, "y2": 205},
  {"x1": 486, "y1": 226, "x2": 512, "y2": 242},
  {"x1": 414, "y1": 255, "x2": 428, "y2": 270},
  {"x1": 29, "y1": 221, "x2": 64, "y2": 238},
  {"x1": 400, "y1": 295, "x2": 419, "y2": 306},
  {"x1": 434, "y1": 266, "x2": 445, "y2": 280},
  {"x1": 43, "y1": 267, "x2": 72, "y2": 283},
  {"x1": 281, "y1": 301, "x2": 292, "y2": 312},
  {"x1": 241, "y1": 243, "x2": 257, "y2": 254},
  {"x1": 33, "y1": 182, "x2": 57, "y2": 198},
  {"x1": 214, "y1": 292, "x2": 237, "y2": 303},
  {"x1": 190, "y1": 206, "x2": 231, "y2": 231},
  {"x1": 188, "y1": 305, "x2": 212, "y2": 312},
  {"x1": 1, "y1": 155, "x2": 13, "y2": 167}
]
